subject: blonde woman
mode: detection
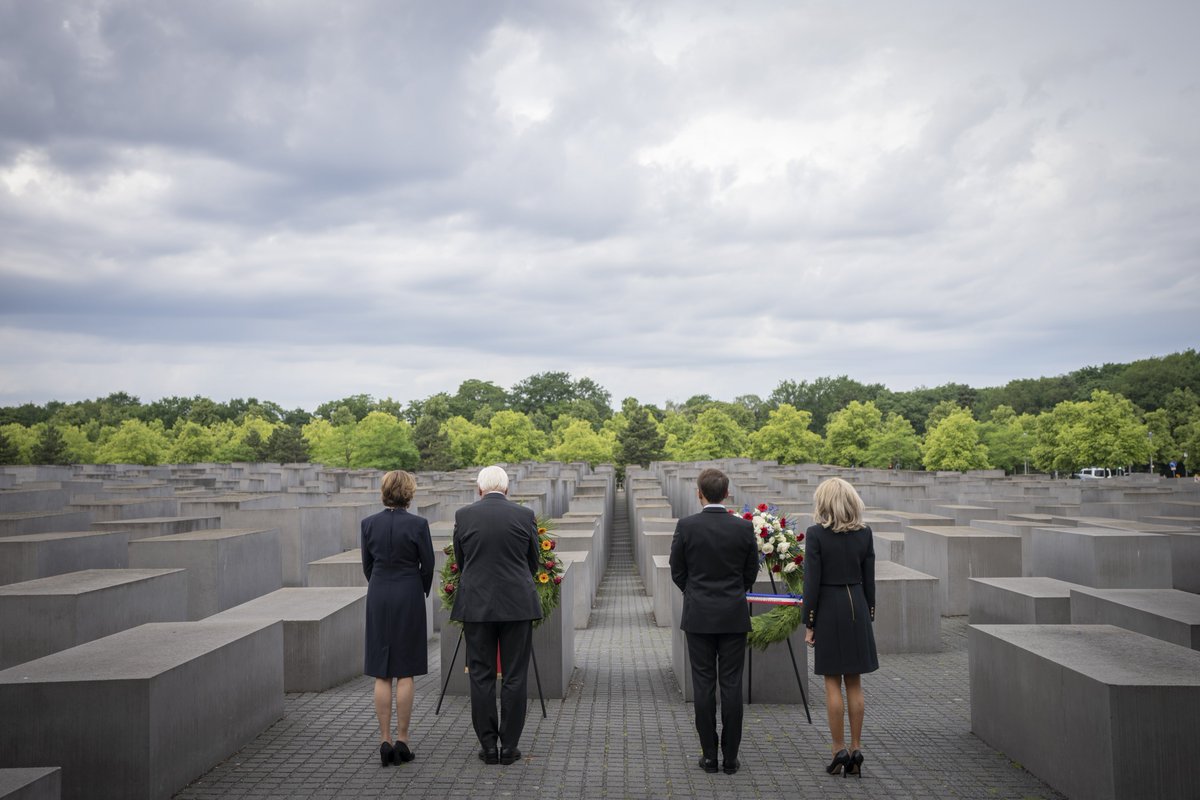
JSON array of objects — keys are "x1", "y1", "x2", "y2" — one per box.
[
  {"x1": 361, "y1": 470, "x2": 434, "y2": 766},
  {"x1": 802, "y1": 477, "x2": 878, "y2": 778}
]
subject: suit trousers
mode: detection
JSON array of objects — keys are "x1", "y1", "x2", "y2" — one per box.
[
  {"x1": 686, "y1": 631, "x2": 747, "y2": 760},
  {"x1": 463, "y1": 620, "x2": 534, "y2": 750}
]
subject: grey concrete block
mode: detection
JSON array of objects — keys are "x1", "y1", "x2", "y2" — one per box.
[
  {"x1": 0, "y1": 620, "x2": 284, "y2": 800},
  {"x1": 224, "y1": 507, "x2": 342, "y2": 587},
  {"x1": 91, "y1": 515, "x2": 221, "y2": 540},
  {"x1": 209, "y1": 587, "x2": 368, "y2": 691},
  {"x1": 305, "y1": 549, "x2": 366, "y2": 588},
  {"x1": 0, "y1": 531, "x2": 129, "y2": 585},
  {"x1": 0, "y1": 511, "x2": 93, "y2": 538},
  {"x1": 905, "y1": 526, "x2": 1022, "y2": 615},
  {"x1": 0, "y1": 767, "x2": 60, "y2": 800},
  {"x1": 556, "y1": 551, "x2": 591, "y2": 628},
  {"x1": 0, "y1": 569, "x2": 188, "y2": 669},
  {"x1": 968, "y1": 577, "x2": 1075, "y2": 625},
  {"x1": 653, "y1": 554, "x2": 672, "y2": 627},
  {"x1": 969, "y1": 624, "x2": 1200, "y2": 800},
  {"x1": 873, "y1": 530, "x2": 904, "y2": 563},
  {"x1": 875, "y1": 561, "x2": 940, "y2": 652},
  {"x1": 1031, "y1": 527, "x2": 1173, "y2": 588},
  {"x1": 128, "y1": 528, "x2": 282, "y2": 620},
  {"x1": 1070, "y1": 588, "x2": 1200, "y2": 650}
]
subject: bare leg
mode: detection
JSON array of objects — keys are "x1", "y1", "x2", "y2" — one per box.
[
  {"x1": 844, "y1": 674, "x2": 865, "y2": 751},
  {"x1": 373, "y1": 678, "x2": 393, "y2": 743},
  {"x1": 394, "y1": 677, "x2": 415, "y2": 744},
  {"x1": 823, "y1": 675, "x2": 846, "y2": 752}
]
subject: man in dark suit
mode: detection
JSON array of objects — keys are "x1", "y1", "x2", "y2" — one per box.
[
  {"x1": 450, "y1": 465, "x2": 543, "y2": 766},
  {"x1": 669, "y1": 467, "x2": 759, "y2": 775}
]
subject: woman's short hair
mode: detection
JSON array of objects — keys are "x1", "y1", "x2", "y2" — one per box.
[
  {"x1": 477, "y1": 465, "x2": 510, "y2": 494},
  {"x1": 812, "y1": 477, "x2": 866, "y2": 532},
  {"x1": 381, "y1": 470, "x2": 416, "y2": 508}
]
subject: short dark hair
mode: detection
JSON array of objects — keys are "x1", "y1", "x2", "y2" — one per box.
[{"x1": 697, "y1": 468, "x2": 729, "y2": 504}]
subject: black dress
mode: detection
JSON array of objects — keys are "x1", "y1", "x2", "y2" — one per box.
[
  {"x1": 361, "y1": 507, "x2": 434, "y2": 679},
  {"x1": 802, "y1": 523, "x2": 879, "y2": 676}
]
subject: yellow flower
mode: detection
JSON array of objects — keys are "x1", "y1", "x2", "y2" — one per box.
[
  {"x1": 538, "y1": 527, "x2": 547, "y2": 535},
  {"x1": 538, "y1": 572, "x2": 550, "y2": 584},
  {"x1": 541, "y1": 540, "x2": 552, "y2": 551}
]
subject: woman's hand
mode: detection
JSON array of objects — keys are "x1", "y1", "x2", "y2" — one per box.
[{"x1": 804, "y1": 628, "x2": 815, "y2": 647}]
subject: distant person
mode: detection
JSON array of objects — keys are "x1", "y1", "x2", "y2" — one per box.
[
  {"x1": 451, "y1": 465, "x2": 542, "y2": 766},
  {"x1": 361, "y1": 470, "x2": 434, "y2": 766},
  {"x1": 669, "y1": 468, "x2": 759, "y2": 775},
  {"x1": 803, "y1": 477, "x2": 878, "y2": 778}
]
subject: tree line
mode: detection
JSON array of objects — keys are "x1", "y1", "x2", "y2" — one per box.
[{"x1": 2, "y1": 350, "x2": 1197, "y2": 475}]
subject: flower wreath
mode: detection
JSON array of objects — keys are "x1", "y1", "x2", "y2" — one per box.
[
  {"x1": 439, "y1": 517, "x2": 562, "y2": 629},
  {"x1": 740, "y1": 503, "x2": 806, "y2": 650}
]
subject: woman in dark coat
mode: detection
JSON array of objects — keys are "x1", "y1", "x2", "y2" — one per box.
[
  {"x1": 361, "y1": 470, "x2": 434, "y2": 766},
  {"x1": 802, "y1": 477, "x2": 878, "y2": 778}
]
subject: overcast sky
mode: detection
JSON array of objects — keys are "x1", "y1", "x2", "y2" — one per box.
[{"x1": 1, "y1": 1, "x2": 1197, "y2": 413}]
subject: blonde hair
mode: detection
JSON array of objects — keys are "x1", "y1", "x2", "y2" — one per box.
[
  {"x1": 812, "y1": 477, "x2": 866, "y2": 532},
  {"x1": 381, "y1": 470, "x2": 416, "y2": 508}
]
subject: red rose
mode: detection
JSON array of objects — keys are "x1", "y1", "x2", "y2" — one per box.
[
  {"x1": 444, "y1": 583, "x2": 455, "y2": 594},
  {"x1": 796, "y1": 532, "x2": 805, "y2": 542},
  {"x1": 449, "y1": 563, "x2": 458, "y2": 573},
  {"x1": 771, "y1": 564, "x2": 782, "y2": 573},
  {"x1": 553, "y1": 576, "x2": 562, "y2": 585},
  {"x1": 780, "y1": 517, "x2": 787, "y2": 527},
  {"x1": 759, "y1": 531, "x2": 770, "y2": 539},
  {"x1": 549, "y1": 540, "x2": 556, "y2": 549},
  {"x1": 757, "y1": 503, "x2": 768, "y2": 512},
  {"x1": 742, "y1": 512, "x2": 753, "y2": 520},
  {"x1": 545, "y1": 560, "x2": 556, "y2": 569},
  {"x1": 793, "y1": 554, "x2": 804, "y2": 564}
]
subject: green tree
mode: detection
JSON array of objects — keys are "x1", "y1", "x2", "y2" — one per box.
[
  {"x1": 314, "y1": 394, "x2": 374, "y2": 421},
  {"x1": 303, "y1": 418, "x2": 347, "y2": 467},
  {"x1": 769, "y1": 376, "x2": 887, "y2": 433},
  {"x1": 94, "y1": 419, "x2": 170, "y2": 465},
  {"x1": 351, "y1": 411, "x2": 419, "y2": 470},
  {"x1": 442, "y1": 416, "x2": 485, "y2": 468},
  {"x1": 0, "y1": 423, "x2": 37, "y2": 463},
  {"x1": 168, "y1": 421, "x2": 216, "y2": 463},
  {"x1": 1144, "y1": 409, "x2": 1177, "y2": 467},
  {"x1": 242, "y1": 428, "x2": 271, "y2": 462},
  {"x1": 265, "y1": 425, "x2": 310, "y2": 463},
  {"x1": 475, "y1": 410, "x2": 548, "y2": 464},
  {"x1": 679, "y1": 408, "x2": 747, "y2": 460},
  {"x1": 31, "y1": 425, "x2": 70, "y2": 464},
  {"x1": 824, "y1": 401, "x2": 884, "y2": 466},
  {"x1": 616, "y1": 405, "x2": 668, "y2": 468},
  {"x1": 0, "y1": 429, "x2": 19, "y2": 464},
  {"x1": 921, "y1": 408, "x2": 989, "y2": 471},
  {"x1": 449, "y1": 380, "x2": 510, "y2": 421},
  {"x1": 747, "y1": 404, "x2": 823, "y2": 464},
  {"x1": 979, "y1": 407, "x2": 1035, "y2": 474},
  {"x1": 413, "y1": 414, "x2": 456, "y2": 470},
  {"x1": 545, "y1": 418, "x2": 616, "y2": 467},
  {"x1": 864, "y1": 413, "x2": 922, "y2": 469}
]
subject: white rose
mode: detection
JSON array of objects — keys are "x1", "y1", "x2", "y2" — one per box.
[
  {"x1": 777, "y1": 541, "x2": 790, "y2": 554},
  {"x1": 752, "y1": 516, "x2": 765, "y2": 529},
  {"x1": 783, "y1": 562, "x2": 798, "y2": 573},
  {"x1": 761, "y1": 543, "x2": 774, "y2": 554}
]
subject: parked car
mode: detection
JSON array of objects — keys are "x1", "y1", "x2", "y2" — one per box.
[{"x1": 1073, "y1": 467, "x2": 1111, "y2": 479}]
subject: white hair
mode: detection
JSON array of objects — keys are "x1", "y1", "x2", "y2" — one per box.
[{"x1": 477, "y1": 465, "x2": 510, "y2": 494}]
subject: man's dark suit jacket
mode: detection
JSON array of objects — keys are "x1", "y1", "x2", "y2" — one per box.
[
  {"x1": 449, "y1": 492, "x2": 543, "y2": 623},
  {"x1": 669, "y1": 506, "x2": 759, "y2": 633}
]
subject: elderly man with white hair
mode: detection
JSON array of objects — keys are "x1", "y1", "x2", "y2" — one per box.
[{"x1": 450, "y1": 465, "x2": 543, "y2": 766}]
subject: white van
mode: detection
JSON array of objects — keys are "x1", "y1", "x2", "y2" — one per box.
[{"x1": 1074, "y1": 467, "x2": 1111, "y2": 479}]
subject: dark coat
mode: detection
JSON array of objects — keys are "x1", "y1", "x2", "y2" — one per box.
[
  {"x1": 449, "y1": 493, "x2": 543, "y2": 623},
  {"x1": 669, "y1": 506, "x2": 759, "y2": 633},
  {"x1": 802, "y1": 523, "x2": 879, "y2": 676},
  {"x1": 361, "y1": 507, "x2": 434, "y2": 678}
]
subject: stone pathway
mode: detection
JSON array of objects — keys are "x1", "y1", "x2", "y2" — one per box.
[{"x1": 175, "y1": 491, "x2": 1064, "y2": 799}]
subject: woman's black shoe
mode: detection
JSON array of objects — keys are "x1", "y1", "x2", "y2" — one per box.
[
  {"x1": 394, "y1": 741, "x2": 415, "y2": 763},
  {"x1": 826, "y1": 749, "x2": 850, "y2": 775},
  {"x1": 845, "y1": 749, "x2": 863, "y2": 778},
  {"x1": 379, "y1": 741, "x2": 394, "y2": 767}
]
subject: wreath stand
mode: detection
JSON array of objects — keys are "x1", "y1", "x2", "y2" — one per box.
[
  {"x1": 434, "y1": 627, "x2": 548, "y2": 719},
  {"x1": 746, "y1": 575, "x2": 812, "y2": 724}
]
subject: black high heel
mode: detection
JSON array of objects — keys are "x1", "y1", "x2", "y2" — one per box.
[
  {"x1": 826, "y1": 749, "x2": 851, "y2": 775},
  {"x1": 845, "y1": 749, "x2": 863, "y2": 778},
  {"x1": 379, "y1": 741, "x2": 394, "y2": 767},
  {"x1": 394, "y1": 741, "x2": 415, "y2": 763}
]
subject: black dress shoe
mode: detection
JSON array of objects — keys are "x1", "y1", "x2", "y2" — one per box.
[
  {"x1": 478, "y1": 746, "x2": 499, "y2": 764},
  {"x1": 379, "y1": 741, "x2": 394, "y2": 767},
  {"x1": 723, "y1": 758, "x2": 740, "y2": 775},
  {"x1": 698, "y1": 756, "x2": 719, "y2": 773},
  {"x1": 499, "y1": 746, "x2": 522, "y2": 765},
  {"x1": 394, "y1": 741, "x2": 414, "y2": 763}
]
